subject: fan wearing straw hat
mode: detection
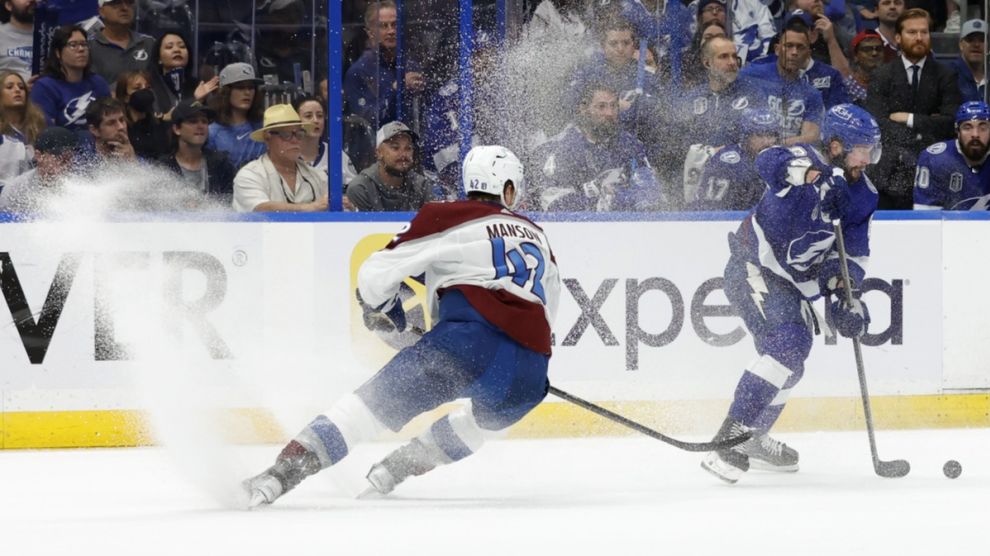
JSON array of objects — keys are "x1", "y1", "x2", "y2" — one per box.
[{"x1": 232, "y1": 104, "x2": 329, "y2": 212}]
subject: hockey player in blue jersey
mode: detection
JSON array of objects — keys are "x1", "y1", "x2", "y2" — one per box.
[
  {"x1": 689, "y1": 107, "x2": 778, "y2": 210},
  {"x1": 701, "y1": 103, "x2": 880, "y2": 483},
  {"x1": 913, "y1": 101, "x2": 990, "y2": 210},
  {"x1": 242, "y1": 146, "x2": 562, "y2": 506}
]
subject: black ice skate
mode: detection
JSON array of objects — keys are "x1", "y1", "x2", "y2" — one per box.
[
  {"x1": 361, "y1": 439, "x2": 439, "y2": 497},
  {"x1": 701, "y1": 418, "x2": 751, "y2": 484},
  {"x1": 737, "y1": 432, "x2": 799, "y2": 472},
  {"x1": 243, "y1": 440, "x2": 322, "y2": 508}
]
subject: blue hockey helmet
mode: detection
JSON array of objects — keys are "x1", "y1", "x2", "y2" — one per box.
[
  {"x1": 820, "y1": 103, "x2": 882, "y2": 164},
  {"x1": 738, "y1": 107, "x2": 778, "y2": 139},
  {"x1": 955, "y1": 101, "x2": 990, "y2": 127}
]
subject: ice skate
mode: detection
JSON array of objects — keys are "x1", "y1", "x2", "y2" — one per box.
[
  {"x1": 242, "y1": 440, "x2": 322, "y2": 508},
  {"x1": 701, "y1": 418, "x2": 750, "y2": 484},
  {"x1": 737, "y1": 432, "x2": 799, "y2": 472},
  {"x1": 360, "y1": 439, "x2": 439, "y2": 497}
]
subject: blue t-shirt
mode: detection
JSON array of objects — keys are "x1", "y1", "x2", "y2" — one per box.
[
  {"x1": 739, "y1": 59, "x2": 825, "y2": 140},
  {"x1": 207, "y1": 120, "x2": 266, "y2": 170},
  {"x1": 914, "y1": 140, "x2": 990, "y2": 210},
  {"x1": 29, "y1": 73, "x2": 110, "y2": 131}
]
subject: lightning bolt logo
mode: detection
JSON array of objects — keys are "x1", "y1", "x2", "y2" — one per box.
[{"x1": 746, "y1": 262, "x2": 769, "y2": 319}]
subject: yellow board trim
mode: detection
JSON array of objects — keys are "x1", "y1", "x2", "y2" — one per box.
[{"x1": 2, "y1": 394, "x2": 988, "y2": 449}]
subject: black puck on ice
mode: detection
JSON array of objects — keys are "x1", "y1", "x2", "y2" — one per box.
[{"x1": 943, "y1": 460, "x2": 962, "y2": 479}]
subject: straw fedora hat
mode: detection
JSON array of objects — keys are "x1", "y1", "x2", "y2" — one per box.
[{"x1": 250, "y1": 104, "x2": 316, "y2": 142}]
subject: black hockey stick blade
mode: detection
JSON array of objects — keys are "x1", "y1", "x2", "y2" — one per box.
[
  {"x1": 548, "y1": 386, "x2": 751, "y2": 453},
  {"x1": 876, "y1": 459, "x2": 911, "y2": 478}
]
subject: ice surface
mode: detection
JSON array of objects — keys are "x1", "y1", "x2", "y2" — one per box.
[{"x1": 1, "y1": 429, "x2": 987, "y2": 555}]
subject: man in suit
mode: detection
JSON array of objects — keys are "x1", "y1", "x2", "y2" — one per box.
[{"x1": 865, "y1": 8, "x2": 962, "y2": 209}]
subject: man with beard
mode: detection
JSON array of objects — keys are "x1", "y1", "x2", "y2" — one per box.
[
  {"x1": 87, "y1": 0, "x2": 154, "y2": 85},
  {"x1": 86, "y1": 97, "x2": 136, "y2": 163},
  {"x1": 865, "y1": 8, "x2": 961, "y2": 209},
  {"x1": 913, "y1": 101, "x2": 990, "y2": 210},
  {"x1": 0, "y1": 0, "x2": 33, "y2": 81},
  {"x1": 532, "y1": 82, "x2": 660, "y2": 211},
  {"x1": 233, "y1": 104, "x2": 329, "y2": 213},
  {"x1": 949, "y1": 19, "x2": 987, "y2": 103},
  {"x1": 740, "y1": 14, "x2": 825, "y2": 147},
  {"x1": 702, "y1": 104, "x2": 880, "y2": 483},
  {"x1": 345, "y1": 121, "x2": 432, "y2": 212},
  {"x1": 844, "y1": 30, "x2": 886, "y2": 105},
  {"x1": 679, "y1": 36, "x2": 758, "y2": 150},
  {"x1": 875, "y1": 0, "x2": 904, "y2": 61},
  {"x1": 688, "y1": 107, "x2": 778, "y2": 210}
]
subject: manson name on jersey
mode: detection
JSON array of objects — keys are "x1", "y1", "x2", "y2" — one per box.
[{"x1": 486, "y1": 222, "x2": 544, "y2": 245}]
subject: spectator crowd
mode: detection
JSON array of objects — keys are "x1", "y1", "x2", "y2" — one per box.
[{"x1": 0, "y1": 0, "x2": 986, "y2": 215}]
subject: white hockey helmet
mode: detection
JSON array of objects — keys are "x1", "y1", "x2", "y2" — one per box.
[{"x1": 462, "y1": 145, "x2": 524, "y2": 209}]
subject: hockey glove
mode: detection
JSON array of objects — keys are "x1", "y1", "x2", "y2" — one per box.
[
  {"x1": 356, "y1": 289, "x2": 407, "y2": 333},
  {"x1": 828, "y1": 292, "x2": 870, "y2": 339},
  {"x1": 818, "y1": 175, "x2": 852, "y2": 221}
]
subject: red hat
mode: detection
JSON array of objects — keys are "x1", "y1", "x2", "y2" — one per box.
[{"x1": 850, "y1": 29, "x2": 882, "y2": 53}]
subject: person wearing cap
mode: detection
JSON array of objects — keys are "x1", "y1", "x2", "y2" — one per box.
[
  {"x1": 913, "y1": 101, "x2": 990, "y2": 210},
  {"x1": 0, "y1": 126, "x2": 78, "y2": 213},
  {"x1": 343, "y1": 0, "x2": 424, "y2": 132},
  {"x1": 158, "y1": 98, "x2": 235, "y2": 205},
  {"x1": 865, "y1": 8, "x2": 962, "y2": 209},
  {"x1": 738, "y1": 14, "x2": 826, "y2": 146},
  {"x1": 232, "y1": 104, "x2": 328, "y2": 213},
  {"x1": 345, "y1": 121, "x2": 432, "y2": 212},
  {"x1": 948, "y1": 19, "x2": 987, "y2": 103},
  {"x1": 0, "y1": 0, "x2": 34, "y2": 82},
  {"x1": 87, "y1": 0, "x2": 155, "y2": 85},
  {"x1": 845, "y1": 30, "x2": 885, "y2": 104},
  {"x1": 207, "y1": 62, "x2": 266, "y2": 171}
]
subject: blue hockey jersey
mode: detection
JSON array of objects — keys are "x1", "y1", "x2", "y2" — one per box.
[
  {"x1": 532, "y1": 124, "x2": 660, "y2": 211},
  {"x1": 678, "y1": 76, "x2": 761, "y2": 148},
  {"x1": 730, "y1": 144, "x2": 878, "y2": 300},
  {"x1": 690, "y1": 144, "x2": 766, "y2": 210},
  {"x1": 739, "y1": 59, "x2": 825, "y2": 140},
  {"x1": 913, "y1": 140, "x2": 990, "y2": 210}
]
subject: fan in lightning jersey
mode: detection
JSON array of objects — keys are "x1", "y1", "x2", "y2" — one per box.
[
  {"x1": 244, "y1": 146, "x2": 562, "y2": 506},
  {"x1": 702, "y1": 104, "x2": 880, "y2": 484},
  {"x1": 913, "y1": 101, "x2": 990, "y2": 210},
  {"x1": 689, "y1": 107, "x2": 777, "y2": 210}
]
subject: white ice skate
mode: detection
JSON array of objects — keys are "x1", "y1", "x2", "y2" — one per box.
[{"x1": 242, "y1": 470, "x2": 284, "y2": 509}]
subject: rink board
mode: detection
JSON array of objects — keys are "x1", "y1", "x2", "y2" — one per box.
[{"x1": 0, "y1": 214, "x2": 987, "y2": 448}]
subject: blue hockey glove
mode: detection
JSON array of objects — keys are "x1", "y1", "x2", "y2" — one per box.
[
  {"x1": 817, "y1": 174, "x2": 851, "y2": 220},
  {"x1": 829, "y1": 292, "x2": 870, "y2": 338},
  {"x1": 356, "y1": 289, "x2": 407, "y2": 333}
]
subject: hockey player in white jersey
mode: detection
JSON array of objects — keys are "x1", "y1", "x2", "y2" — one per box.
[{"x1": 243, "y1": 146, "x2": 561, "y2": 506}]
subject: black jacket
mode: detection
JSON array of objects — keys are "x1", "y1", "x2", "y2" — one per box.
[{"x1": 158, "y1": 148, "x2": 236, "y2": 204}]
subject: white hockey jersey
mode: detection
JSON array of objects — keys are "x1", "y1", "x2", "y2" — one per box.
[{"x1": 358, "y1": 200, "x2": 561, "y2": 354}]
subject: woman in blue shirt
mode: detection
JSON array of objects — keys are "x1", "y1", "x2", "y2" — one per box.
[{"x1": 29, "y1": 24, "x2": 111, "y2": 132}]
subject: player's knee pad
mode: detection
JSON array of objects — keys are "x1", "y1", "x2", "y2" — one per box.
[
  {"x1": 420, "y1": 403, "x2": 486, "y2": 463},
  {"x1": 759, "y1": 322, "x2": 812, "y2": 379}
]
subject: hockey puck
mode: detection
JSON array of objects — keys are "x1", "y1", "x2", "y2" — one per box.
[{"x1": 943, "y1": 460, "x2": 962, "y2": 479}]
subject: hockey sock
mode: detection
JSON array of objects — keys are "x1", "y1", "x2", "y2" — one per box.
[
  {"x1": 294, "y1": 393, "x2": 389, "y2": 469},
  {"x1": 728, "y1": 355, "x2": 793, "y2": 426}
]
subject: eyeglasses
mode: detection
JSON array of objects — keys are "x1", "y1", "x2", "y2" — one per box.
[
  {"x1": 268, "y1": 129, "x2": 307, "y2": 141},
  {"x1": 65, "y1": 41, "x2": 89, "y2": 50},
  {"x1": 857, "y1": 45, "x2": 884, "y2": 53}
]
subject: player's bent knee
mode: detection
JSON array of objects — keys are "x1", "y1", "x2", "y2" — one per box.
[{"x1": 760, "y1": 323, "x2": 812, "y2": 374}]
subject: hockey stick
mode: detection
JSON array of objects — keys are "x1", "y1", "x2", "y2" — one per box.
[
  {"x1": 833, "y1": 221, "x2": 911, "y2": 478},
  {"x1": 394, "y1": 325, "x2": 751, "y2": 453}
]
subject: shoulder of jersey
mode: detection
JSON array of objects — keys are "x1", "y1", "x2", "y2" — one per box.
[{"x1": 926, "y1": 141, "x2": 949, "y2": 155}]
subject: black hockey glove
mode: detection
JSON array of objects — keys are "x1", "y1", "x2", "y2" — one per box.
[
  {"x1": 356, "y1": 289, "x2": 407, "y2": 333},
  {"x1": 828, "y1": 291, "x2": 870, "y2": 339}
]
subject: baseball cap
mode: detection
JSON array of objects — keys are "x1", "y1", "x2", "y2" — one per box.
[
  {"x1": 850, "y1": 29, "x2": 882, "y2": 52},
  {"x1": 171, "y1": 99, "x2": 216, "y2": 124},
  {"x1": 375, "y1": 121, "x2": 418, "y2": 148},
  {"x1": 34, "y1": 127, "x2": 80, "y2": 155},
  {"x1": 783, "y1": 10, "x2": 814, "y2": 30},
  {"x1": 698, "y1": 0, "x2": 726, "y2": 14},
  {"x1": 960, "y1": 19, "x2": 986, "y2": 39},
  {"x1": 219, "y1": 62, "x2": 263, "y2": 88}
]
